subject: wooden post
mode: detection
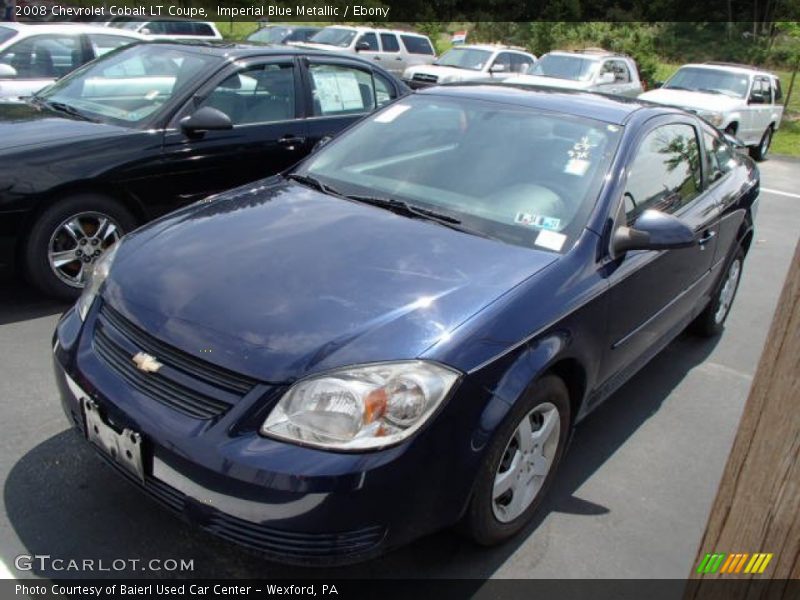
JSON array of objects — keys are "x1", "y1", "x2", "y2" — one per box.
[{"x1": 686, "y1": 239, "x2": 800, "y2": 596}]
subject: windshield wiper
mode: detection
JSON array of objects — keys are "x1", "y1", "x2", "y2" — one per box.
[
  {"x1": 664, "y1": 85, "x2": 693, "y2": 91},
  {"x1": 345, "y1": 194, "x2": 485, "y2": 236},
  {"x1": 286, "y1": 173, "x2": 342, "y2": 196},
  {"x1": 697, "y1": 88, "x2": 723, "y2": 95},
  {"x1": 35, "y1": 99, "x2": 97, "y2": 122}
]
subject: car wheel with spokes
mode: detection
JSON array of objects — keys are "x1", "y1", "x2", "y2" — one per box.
[
  {"x1": 464, "y1": 375, "x2": 570, "y2": 545},
  {"x1": 691, "y1": 247, "x2": 745, "y2": 337},
  {"x1": 24, "y1": 194, "x2": 136, "y2": 300},
  {"x1": 750, "y1": 125, "x2": 773, "y2": 162}
]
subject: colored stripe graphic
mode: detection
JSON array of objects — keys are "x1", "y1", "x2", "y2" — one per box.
[
  {"x1": 744, "y1": 553, "x2": 774, "y2": 574},
  {"x1": 697, "y1": 553, "x2": 727, "y2": 574}
]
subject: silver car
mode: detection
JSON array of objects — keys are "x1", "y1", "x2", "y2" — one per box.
[
  {"x1": 0, "y1": 23, "x2": 143, "y2": 101},
  {"x1": 504, "y1": 50, "x2": 644, "y2": 97}
]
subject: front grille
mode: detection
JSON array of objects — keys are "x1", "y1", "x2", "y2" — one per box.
[
  {"x1": 93, "y1": 447, "x2": 385, "y2": 561},
  {"x1": 93, "y1": 302, "x2": 257, "y2": 419},
  {"x1": 412, "y1": 73, "x2": 438, "y2": 83}
]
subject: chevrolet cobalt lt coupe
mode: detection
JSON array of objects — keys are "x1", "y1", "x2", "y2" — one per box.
[{"x1": 52, "y1": 85, "x2": 758, "y2": 564}]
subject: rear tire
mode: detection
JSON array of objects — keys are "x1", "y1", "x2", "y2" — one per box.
[
  {"x1": 749, "y1": 125, "x2": 773, "y2": 162},
  {"x1": 463, "y1": 375, "x2": 570, "y2": 546},
  {"x1": 691, "y1": 247, "x2": 744, "y2": 337},
  {"x1": 24, "y1": 193, "x2": 136, "y2": 301}
]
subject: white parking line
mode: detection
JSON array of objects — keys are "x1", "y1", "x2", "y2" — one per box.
[{"x1": 762, "y1": 187, "x2": 800, "y2": 199}]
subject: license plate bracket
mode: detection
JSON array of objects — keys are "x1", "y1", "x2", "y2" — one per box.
[{"x1": 82, "y1": 398, "x2": 145, "y2": 482}]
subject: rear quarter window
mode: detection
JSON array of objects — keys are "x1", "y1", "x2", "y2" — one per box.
[
  {"x1": 0, "y1": 27, "x2": 16, "y2": 45},
  {"x1": 400, "y1": 35, "x2": 434, "y2": 56}
]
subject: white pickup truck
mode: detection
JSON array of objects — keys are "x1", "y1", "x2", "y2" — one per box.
[{"x1": 639, "y1": 62, "x2": 784, "y2": 161}]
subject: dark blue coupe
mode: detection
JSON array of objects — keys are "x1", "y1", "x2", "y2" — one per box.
[{"x1": 52, "y1": 84, "x2": 758, "y2": 564}]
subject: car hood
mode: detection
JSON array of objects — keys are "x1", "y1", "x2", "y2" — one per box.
[
  {"x1": 0, "y1": 103, "x2": 130, "y2": 154},
  {"x1": 638, "y1": 88, "x2": 743, "y2": 113},
  {"x1": 103, "y1": 180, "x2": 558, "y2": 382},
  {"x1": 504, "y1": 74, "x2": 590, "y2": 89}
]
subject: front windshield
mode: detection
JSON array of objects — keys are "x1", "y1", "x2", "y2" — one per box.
[
  {"x1": 308, "y1": 28, "x2": 357, "y2": 48},
  {"x1": 35, "y1": 45, "x2": 219, "y2": 126},
  {"x1": 299, "y1": 95, "x2": 621, "y2": 253},
  {"x1": 664, "y1": 67, "x2": 750, "y2": 98},
  {"x1": 435, "y1": 48, "x2": 493, "y2": 71},
  {"x1": 531, "y1": 54, "x2": 597, "y2": 81},
  {"x1": 0, "y1": 26, "x2": 16, "y2": 45},
  {"x1": 248, "y1": 26, "x2": 289, "y2": 44}
]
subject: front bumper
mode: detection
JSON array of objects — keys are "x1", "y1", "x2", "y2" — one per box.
[{"x1": 52, "y1": 302, "x2": 487, "y2": 565}]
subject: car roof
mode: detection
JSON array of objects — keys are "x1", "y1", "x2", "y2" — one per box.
[
  {"x1": 545, "y1": 50, "x2": 624, "y2": 61},
  {"x1": 419, "y1": 83, "x2": 667, "y2": 125},
  {"x1": 317, "y1": 25, "x2": 429, "y2": 38},
  {"x1": 0, "y1": 22, "x2": 144, "y2": 37},
  {"x1": 681, "y1": 62, "x2": 775, "y2": 77},
  {"x1": 130, "y1": 40, "x2": 401, "y2": 68},
  {"x1": 452, "y1": 44, "x2": 531, "y2": 54}
]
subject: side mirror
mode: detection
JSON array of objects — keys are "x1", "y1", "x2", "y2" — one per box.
[
  {"x1": 180, "y1": 107, "x2": 233, "y2": 137},
  {"x1": 489, "y1": 63, "x2": 506, "y2": 74},
  {"x1": 598, "y1": 72, "x2": 615, "y2": 85},
  {"x1": 0, "y1": 63, "x2": 18, "y2": 78},
  {"x1": 723, "y1": 132, "x2": 746, "y2": 151},
  {"x1": 612, "y1": 210, "x2": 696, "y2": 256},
  {"x1": 355, "y1": 41, "x2": 371, "y2": 52},
  {"x1": 312, "y1": 135, "x2": 333, "y2": 153},
  {"x1": 748, "y1": 93, "x2": 766, "y2": 105}
]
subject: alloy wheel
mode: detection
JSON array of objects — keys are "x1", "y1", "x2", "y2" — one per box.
[
  {"x1": 492, "y1": 402, "x2": 561, "y2": 523},
  {"x1": 714, "y1": 257, "x2": 742, "y2": 325},
  {"x1": 47, "y1": 212, "x2": 122, "y2": 288}
]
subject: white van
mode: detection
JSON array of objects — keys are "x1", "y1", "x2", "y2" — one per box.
[{"x1": 294, "y1": 26, "x2": 436, "y2": 76}]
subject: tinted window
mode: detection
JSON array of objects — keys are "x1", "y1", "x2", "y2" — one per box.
[
  {"x1": 308, "y1": 28, "x2": 357, "y2": 48},
  {"x1": 400, "y1": 35, "x2": 434, "y2": 56},
  {"x1": 703, "y1": 129, "x2": 734, "y2": 184},
  {"x1": 510, "y1": 54, "x2": 534, "y2": 73},
  {"x1": 309, "y1": 64, "x2": 375, "y2": 116},
  {"x1": 492, "y1": 52, "x2": 513, "y2": 71},
  {"x1": 193, "y1": 23, "x2": 215, "y2": 37},
  {"x1": 380, "y1": 33, "x2": 400, "y2": 53},
  {"x1": 607, "y1": 60, "x2": 631, "y2": 83},
  {"x1": 301, "y1": 95, "x2": 622, "y2": 252},
  {"x1": 38, "y1": 45, "x2": 219, "y2": 125},
  {"x1": 436, "y1": 47, "x2": 492, "y2": 71},
  {"x1": 751, "y1": 77, "x2": 772, "y2": 103},
  {"x1": 773, "y1": 78, "x2": 783, "y2": 102},
  {"x1": 286, "y1": 28, "x2": 319, "y2": 43},
  {"x1": 89, "y1": 34, "x2": 137, "y2": 58},
  {"x1": 357, "y1": 33, "x2": 379, "y2": 51},
  {"x1": 0, "y1": 26, "x2": 16, "y2": 45},
  {"x1": 166, "y1": 21, "x2": 196, "y2": 36},
  {"x1": 624, "y1": 124, "x2": 702, "y2": 222},
  {"x1": 200, "y1": 63, "x2": 295, "y2": 125},
  {"x1": 374, "y1": 72, "x2": 395, "y2": 107},
  {"x1": 0, "y1": 35, "x2": 82, "y2": 79}
]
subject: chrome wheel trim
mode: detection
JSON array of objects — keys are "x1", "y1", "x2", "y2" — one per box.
[
  {"x1": 47, "y1": 211, "x2": 122, "y2": 288},
  {"x1": 714, "y1": 257, "x2": 742, "y2": 325},
  {"x1": 492, "y1": 401, "x2": 560, "y2": 523},
  {"x1": 760, "y1": 128, "x2": 772, "y2": 156}
]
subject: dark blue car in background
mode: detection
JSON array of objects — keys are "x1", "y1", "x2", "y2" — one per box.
[{"x1": 52, "y1": 84, "x2": 758, "y2": 564}]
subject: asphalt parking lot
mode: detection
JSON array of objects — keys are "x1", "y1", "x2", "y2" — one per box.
[{"x1": 0, "y1": 157, "x2": 797, "y2": 581}]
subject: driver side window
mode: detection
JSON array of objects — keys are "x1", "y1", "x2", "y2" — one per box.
[{"x1": 624, "y1": 124, "x2": 702, "y2": 223}]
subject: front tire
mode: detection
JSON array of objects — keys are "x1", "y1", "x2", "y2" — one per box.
[
  {"x1": 749, "y1": 125, "x2": 773, "y2": 162},
  {"x1": 24, "y1": 193, "x2": 136, "y2": 301},
  {"x1": 691, "y1": 247, "x2": 744, "y2": 337},
  {"x1": 464, "y1": 375, "x2": 570, "y2": 546}
]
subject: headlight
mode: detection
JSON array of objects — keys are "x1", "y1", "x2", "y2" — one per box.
[
  {"x1": 76, "y1": 243, "x2": 120, "y2": 321},
  {"x1": 261, "y1": 361, "x2": 460, "y2": 451},
  {"x1": 704, "y1": 112, "x2": 725, "y2": 127}
]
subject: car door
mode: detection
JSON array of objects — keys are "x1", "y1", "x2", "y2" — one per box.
[
  {"x1": 487, "y1": 52, "x2": 514, "y2": 80},
  {"x1": 599, "y1": 119, "x2": 720, "y2": 388},
  {"x1": 159, "y1": 56, "x2": 307, "y2": 204},
  {"x1": 379, "y1": 32, "x2": 404, "y2": 75},
  {"x1": 0, "y1": 32, "x2": 88, "y2": 98},
  {"x1": 747, "y1": 76, "x2": 773, "y2": 141},
  {"x1": 354, "y1": 31, "x2": 381, "y2": 64},
  {"x1": 301, "y1": 56, "x2": 399, "y2": 149},
  {"x1": 510, "y1": 53, "x2": 535, "y2": 75}
]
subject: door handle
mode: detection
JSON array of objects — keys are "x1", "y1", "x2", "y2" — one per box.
[
  {"x1": 395, "y1": 57, "x2": 402, "y2": 61},
  {"x1": 374, "y1": 56, "x2": 381, "y2": 60},
  {"x1": 278, "y1": 136, "x2": 305, "y2": 149},
  {"x1": 698, "y1": 230, "x2": 716, "y2": 246}
]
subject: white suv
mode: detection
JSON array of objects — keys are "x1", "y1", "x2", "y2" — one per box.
[
  {"x1": 504, "y1": 49, "x2": 643, "y2": 97},
  {"x1": 295, "y1": 26, "x2": 436, "y2": 77},
  {"x1": 403, "y1": 44, "x2": 537, "y2": 88},
  {"x1": 639, "y1": 62, "x2": 784, "y2": 160},
  {"x1": 113, "y1": 19, "x2": 222, "y2": 41}
]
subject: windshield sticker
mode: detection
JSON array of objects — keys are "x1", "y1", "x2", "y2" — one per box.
[
  {"x1": 374, "y1": 103, "x2": 411, "y2": 123},
  {"x1": 564, "y1": 158, "x2": 590, "y2": 176},
  {"x1": 535, "y1": 230, "x2": 567, "y2": 252},
  {"x1": 568, "y1": 136, "x2": 595, "y2": 161},
  {"x1": 313, "y1": 70, "x2": 364, "y2": 113},
  {"x1": 515, "y1": 212, "x2": 561, "y2": 230}
]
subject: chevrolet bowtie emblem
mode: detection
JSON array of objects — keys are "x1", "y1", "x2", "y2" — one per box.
[{"x1": 132, "y1": 351, "x2": 163, "y2": 373}]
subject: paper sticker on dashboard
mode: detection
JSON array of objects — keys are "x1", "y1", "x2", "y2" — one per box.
[
  {"x1": 515, "y1": 212, "x2": 561, "y2": 230},
  {"x1": 535, "y1": 230, "x2": 566, "y2": 252},
  {"x1": 374, "y1": 104, "x2": 411, "y2": 123},
  {"x1": 564, "y1": 158, "x2": 590, "y2": 176}
]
